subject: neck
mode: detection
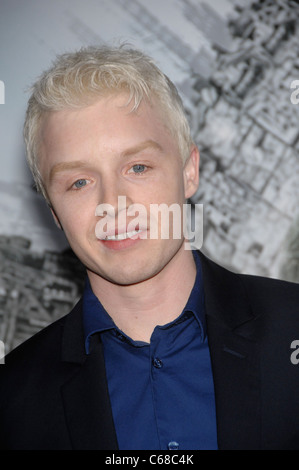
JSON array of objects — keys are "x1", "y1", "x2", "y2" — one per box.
[{"x1": 87, "y1": 246, "x2": 197, "y2": 343}]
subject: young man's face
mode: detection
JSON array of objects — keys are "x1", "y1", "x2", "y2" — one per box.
[{"x1": 39, "y1": 93, "x2": 199, "y2": 286}]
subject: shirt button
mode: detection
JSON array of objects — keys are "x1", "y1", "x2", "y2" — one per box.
[
  {"x1": 168, "y1": 441, "x2": 179, "y2": 450},
  {"x1": 152, "y1": 357, "x2": 163, "y2": 369}
]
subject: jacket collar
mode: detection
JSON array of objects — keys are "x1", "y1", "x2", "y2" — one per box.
[
  {"x1": 199, "y1": 251, "x2": 262, "y2": 449},
  {"x1": 198, "y1": 251, "x2": 255, "y2": 330}
]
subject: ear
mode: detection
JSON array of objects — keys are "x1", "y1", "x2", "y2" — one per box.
[
  {"x1": 183, "y1": 145, "x2": 200, "y2": 199},
  {"x1": 50, "y1": 206, "x2": 63, "y2": 231}
]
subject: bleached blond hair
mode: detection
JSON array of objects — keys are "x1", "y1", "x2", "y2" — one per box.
[{"x1": 23, "y1": 44, "x2": 193, "y2": 202}]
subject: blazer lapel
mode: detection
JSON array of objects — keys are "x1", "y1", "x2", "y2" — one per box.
[
  {"x1": 199, "y1": 252, "x2": 261, "y2": 450},
  {"x1": 60, "y1": 301, "x2": 118, "y2": 450}
]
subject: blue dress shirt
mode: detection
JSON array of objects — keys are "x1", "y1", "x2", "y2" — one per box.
[{"x1": 82, "y1": 251, "x2": 218, "y2": 450}]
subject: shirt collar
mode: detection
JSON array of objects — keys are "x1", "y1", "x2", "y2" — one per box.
[
  {"x1": 82, "y1": 278, "x2": 115, "y2": 354},
  {"x1": 82, "y1": 250, "x2": 205, "y2": 354},
  {"x1": 183, "y1": 250, "x2": 205, "y2": 324}
]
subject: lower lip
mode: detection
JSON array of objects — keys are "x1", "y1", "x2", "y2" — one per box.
[{"x1": 99, "y1": 231, "x2": 146, "y2": 251}]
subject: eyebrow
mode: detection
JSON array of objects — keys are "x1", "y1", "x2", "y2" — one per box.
[
  {"x1": 49, "y1": 140, "x2": 164, "y2": 182},
  {"x1": 122, "y1": 139, "x2": 163, "y2": 158},
  {"x1": 49, "y1": 161, "x2": 91, "y2": 183}
]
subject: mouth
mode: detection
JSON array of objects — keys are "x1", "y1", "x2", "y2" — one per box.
[
  {"x1": 98, "y1": 227, "x2": 147, "y2": 251},
  {"x1": 103, "y1": 229, "x2": 143, "y2": 241}
]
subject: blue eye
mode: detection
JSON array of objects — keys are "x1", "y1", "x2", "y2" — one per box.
[
  {"x1": 73, "y1": 179, "x2": 87, "y2": 189},
  {"x1": 131, "y1": 164, "x2": 146, "y2": 174}
]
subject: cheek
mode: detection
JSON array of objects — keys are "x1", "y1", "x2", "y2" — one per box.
[
  {"x1": 55, "y1": 201, "x2": 95, "y2": 239},
  {"x1": 161, "y1": 176, "x2": 186, "y2": 204},
  {"x1": 147, "y1": 167, "x2": 185, "y2": 202}
]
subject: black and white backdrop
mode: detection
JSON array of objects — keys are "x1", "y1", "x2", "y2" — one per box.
[{"x1": 0, "y1": 0, "x2": 299, "y2": 353}]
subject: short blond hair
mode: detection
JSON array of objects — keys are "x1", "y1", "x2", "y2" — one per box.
[{"x1": 23, "y1": 44, "x2": 193, "y2": 202}]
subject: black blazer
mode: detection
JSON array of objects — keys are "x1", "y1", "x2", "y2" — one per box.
[{"x1": 1, "y1": 252, "x2": 299, "y2": 450}]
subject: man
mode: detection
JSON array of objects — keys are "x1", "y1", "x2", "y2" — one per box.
[{"x1": 0, "y1": 45, "x2": 299, "y2": 450}]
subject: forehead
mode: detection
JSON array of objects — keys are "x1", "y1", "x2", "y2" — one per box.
[
  {"x1": 42, "y1": 92, "x2": 170, "y2": 140},
  {"x1": 38, "y1": 93, "x2": 179, "y2": 175}
]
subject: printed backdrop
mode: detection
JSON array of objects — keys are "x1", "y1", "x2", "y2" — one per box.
[{"x1": 0, "y1": 0, "x2": 299, "y2": 352}]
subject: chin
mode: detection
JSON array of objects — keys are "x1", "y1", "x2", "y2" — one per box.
[
  {"x1": 86, "y1": 240, "x2": 184, "y2": 286},
  {"x1": 105, "y1": 267, "x2": 159, "y2": 286},
  {"x1": 91, "y1": 258, "x2": 163, "y2": 286}
]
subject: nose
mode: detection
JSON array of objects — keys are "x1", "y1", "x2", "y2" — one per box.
[{"x1": 95, "y1": 174, "x2": 133, "y2": 219}]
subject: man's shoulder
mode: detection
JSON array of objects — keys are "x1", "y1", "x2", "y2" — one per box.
[
  {"x1": 240, "y1": 269, "x2": 299, "y2": 299},
  {"x1": 2, "y1": 298, "x2": 83, "y2": 374},
  {"x1": 238, "y1": 271, "x2": 299, "y2": 324},
  {"x1": 200, "y1": 250, "x2": 299, "y2": 294},
  {"x1": 199, "y1": 251, "x2": 299, "y2": 320},
  {"x1": 0, "y1": 300, "x2": 85, "y2": 448},
  {"x1": 5, "y1": 315, "x2": 65, "y2": 367}
]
